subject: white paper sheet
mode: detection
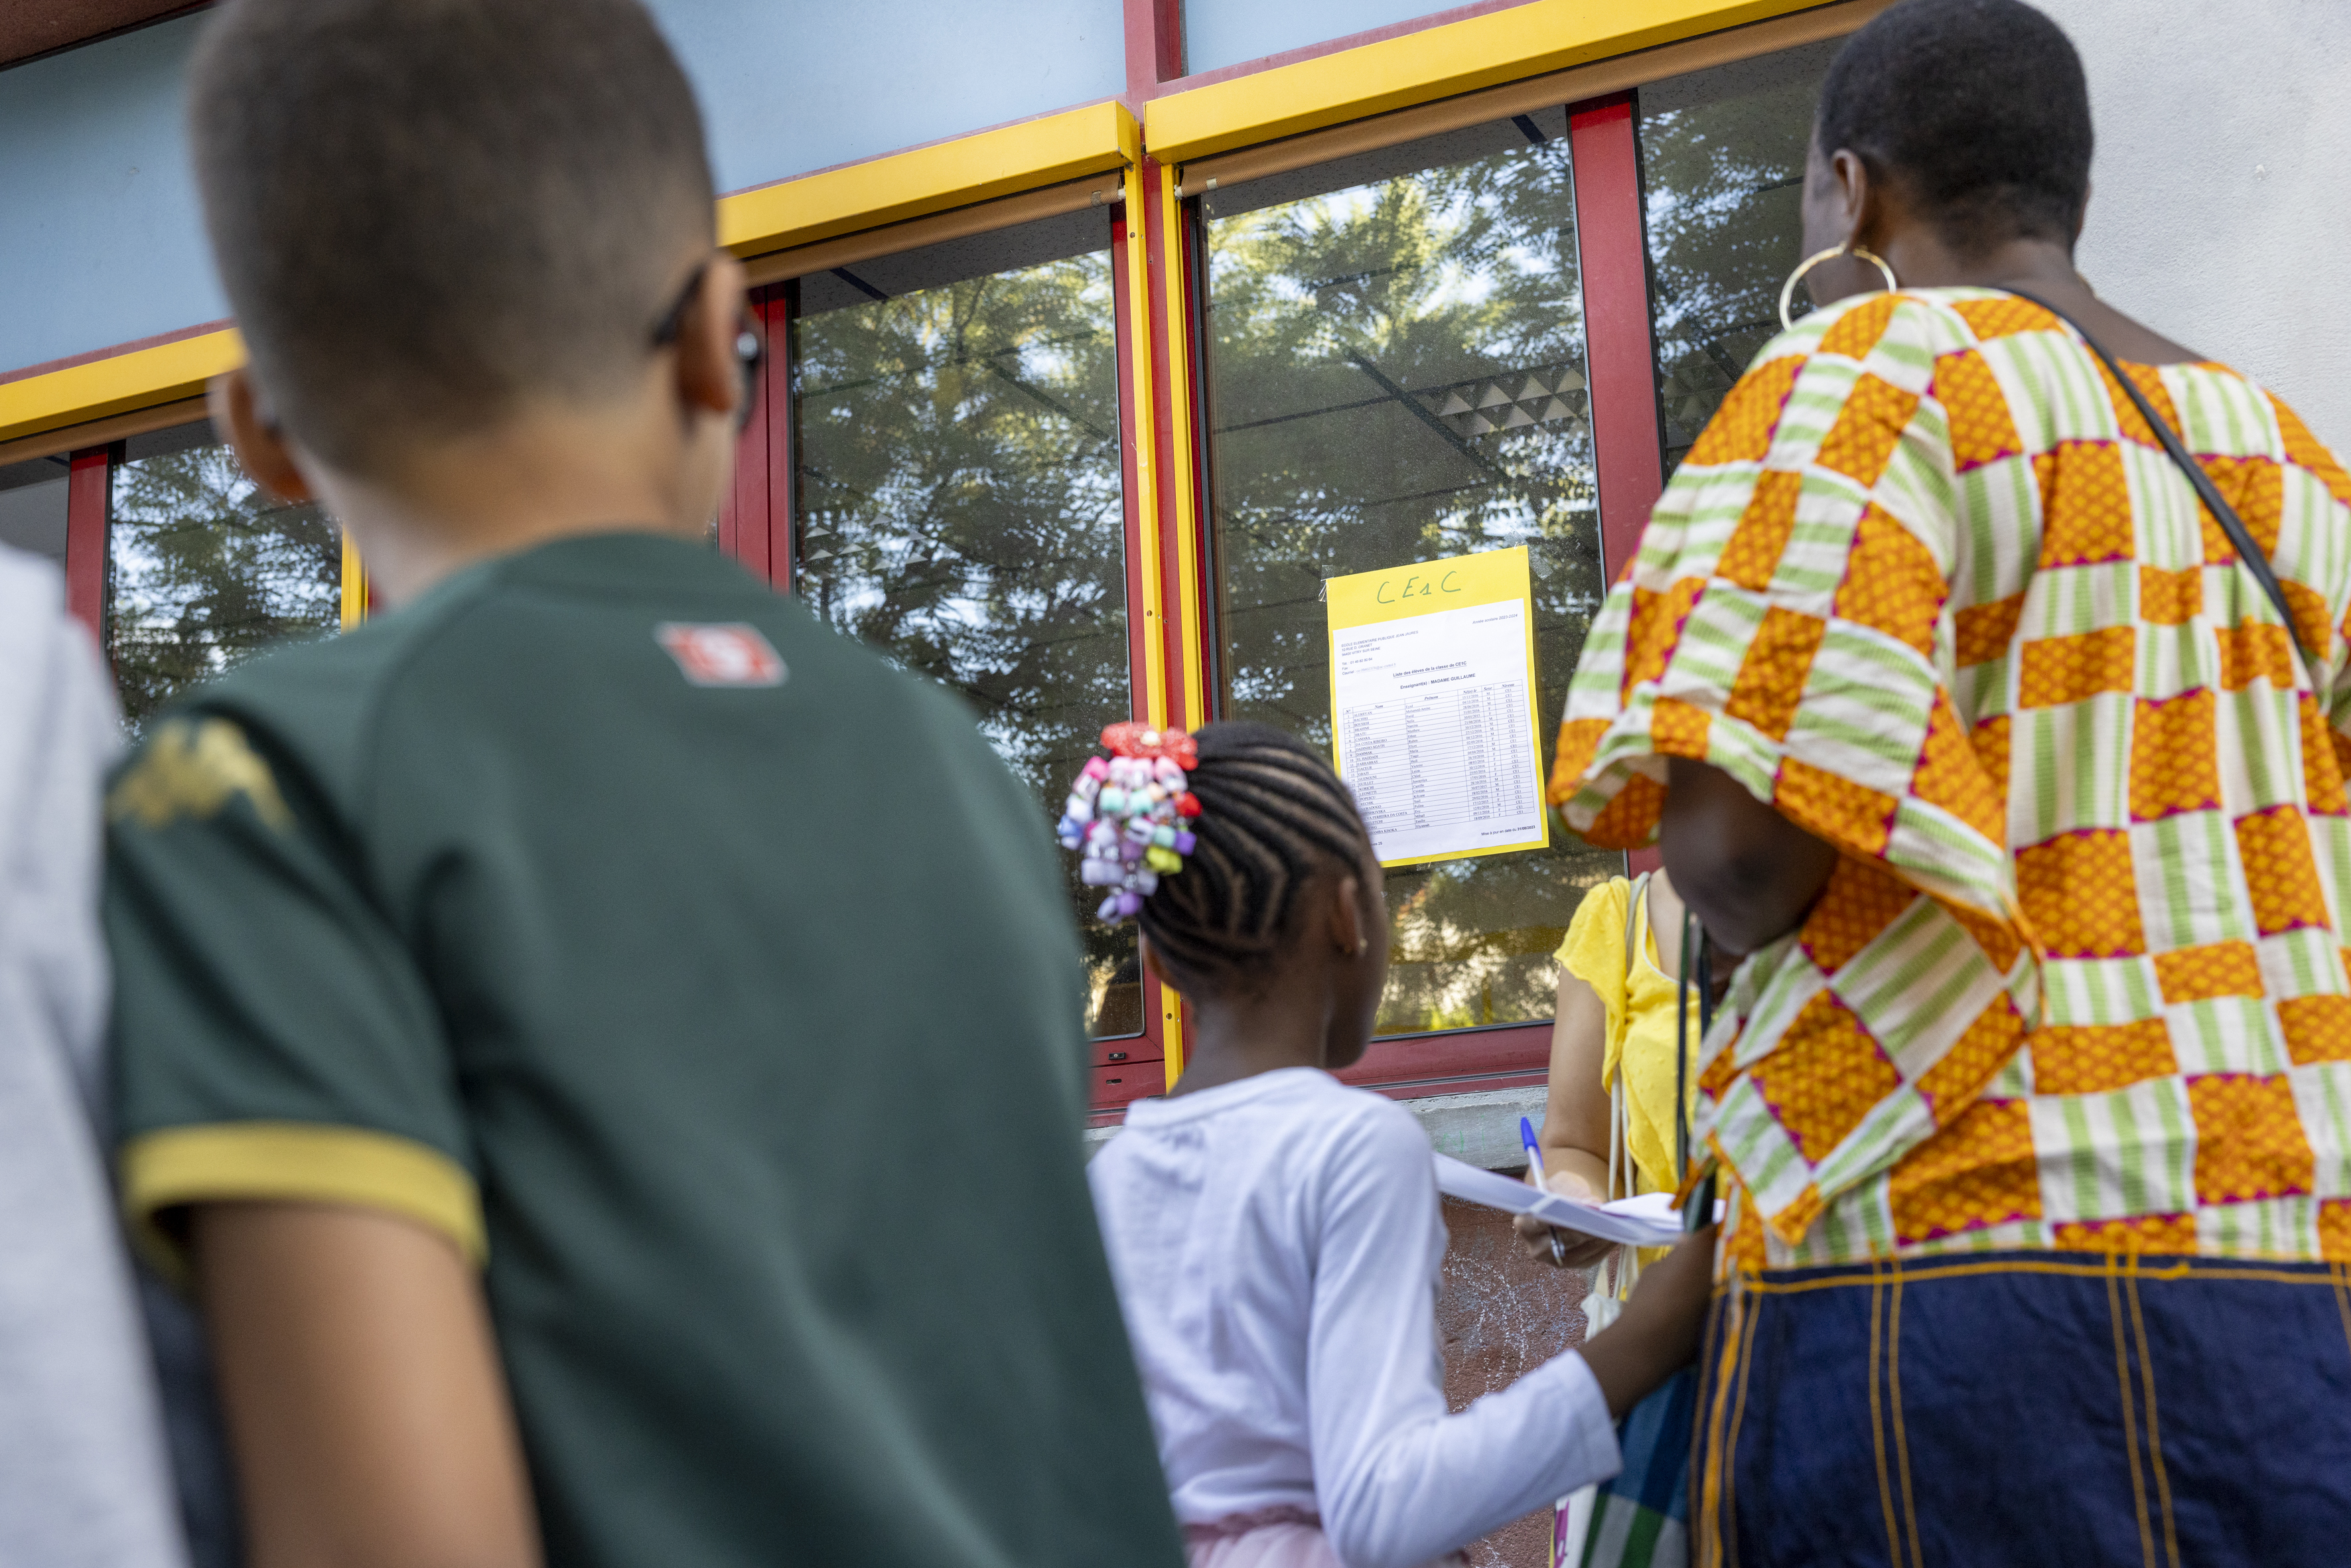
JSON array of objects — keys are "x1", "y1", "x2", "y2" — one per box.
[
  {"x1": 1330, "y1": 598, "x2": 1545, "y2": 865},
  {"x1": 1431, "y1": 1153, "x2": 1697, "y2": 1247}
]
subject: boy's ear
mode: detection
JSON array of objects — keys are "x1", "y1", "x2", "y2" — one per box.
[
  {"x1": 676, "y1": 252, "x2": 752, "y2": 421},
  {"x1": 210, "y1": 368, "x2": 315, "y2": 504}
]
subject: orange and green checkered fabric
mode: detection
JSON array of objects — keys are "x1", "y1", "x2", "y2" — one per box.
[{"x1": 1552, "y1": 287, "x2": 2351, "y2": 1265}]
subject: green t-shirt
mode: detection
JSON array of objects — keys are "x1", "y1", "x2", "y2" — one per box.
[{"x1": 107, "y1": 533, "x2": 1181, "y2": 1568}]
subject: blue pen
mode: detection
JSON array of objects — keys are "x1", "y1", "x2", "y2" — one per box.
[{"x1": 1521, "y1": 1117, "x2": 1566, "y2": 1265}]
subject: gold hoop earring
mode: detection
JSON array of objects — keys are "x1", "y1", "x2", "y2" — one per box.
[{"x1": 1778, "y1": 244, "x2": 1900, "y2": 330}]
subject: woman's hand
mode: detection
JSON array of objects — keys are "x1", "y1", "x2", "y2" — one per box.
[
  {"x1": 1525, "y1": 965, "x2": 1622, "y2": 1271},
  {"x1": 1511, "y1": 1168, "x2": 1620, "y2": 1270}
]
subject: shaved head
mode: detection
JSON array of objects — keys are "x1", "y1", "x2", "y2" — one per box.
[
  {"x1": 190, "y1": 0, "x2": 716, "y2": 474},
  {"x1": 1818, "y1": 0, "x2": 2093, "y2": 253}
]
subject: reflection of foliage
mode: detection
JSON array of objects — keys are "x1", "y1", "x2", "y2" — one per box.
[
  {"x1": 107, "y1": 445, "x2": 340, "y2": 730},
  {"x1": 791, "y1": 254, "x2": 1141, "y2": 1035},
  {"x1": 1202, "y1": 132, "x2": 1619, "y2": 1038},
  {"x1": 1640, "y1": 55, "x2": 1831, "y2": 468}
]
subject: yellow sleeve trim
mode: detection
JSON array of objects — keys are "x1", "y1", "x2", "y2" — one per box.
[{"x1": 122, "y1": 1122, "x2": 486, "y2": 1285}]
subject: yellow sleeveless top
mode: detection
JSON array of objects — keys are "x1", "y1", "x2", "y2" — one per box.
[{"x1": 1553, "y1": 875, "x2": 1699, "y2": 1202}]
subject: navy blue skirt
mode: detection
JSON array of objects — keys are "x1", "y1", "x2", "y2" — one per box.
[{"x1": 1690, "y1": 1252, "x2": 2351, "y2": 1566}]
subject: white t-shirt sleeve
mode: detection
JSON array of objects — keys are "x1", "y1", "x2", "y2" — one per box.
[{"x1": 1307, "y1": 1105, "x2": 1620, "y2": 1568}]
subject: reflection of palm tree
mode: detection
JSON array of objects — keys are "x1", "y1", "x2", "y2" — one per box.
[
  {"x1": 107, "y1": 444, "x2": 341, "y2": 730},
  {"x1": 1201, "y1": 135, "x2": 1619, "y2": 1036},
  {"x1": 1638, "y1": 50, "x2": 1831, "y2": 466},
  {"x1": 795, "y1": 265, "x2": 1121, "y2": 788},
  {"x1": 791, "y1": 253, "x2": 1141, "y2": 1034}
]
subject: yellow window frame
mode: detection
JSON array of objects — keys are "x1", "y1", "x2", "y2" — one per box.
[
  {"x1": 1145, "y1": 0, "x2": 1861, "y2": 163},
  {"x1": 0, "y1": 0, "x2": 1868, "y2": 697}
]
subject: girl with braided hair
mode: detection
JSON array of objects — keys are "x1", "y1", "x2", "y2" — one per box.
[{"x1": 1070, "y1": 721, "x2": 1717, "y2": 1568}]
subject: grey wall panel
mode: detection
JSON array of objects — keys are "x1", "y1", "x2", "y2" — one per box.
[
  {"x1": 0, "y1": 0, "x2": 1125, "y2": 378},
  {"x1": 0, "y1": 468, "x2": 69, "y2": 568},
  {"x1": 665, "y1": 0, "x2": 1125, "y2": 196},
  {"x1": 0, "y1": 13, "x2": 222, "y2": 377},
  {"x1": 1183, "y1": 0, "x2": 1447, "y2": 76},
  {"x1": 1, "y1": 0, "x2": 2343, "y2": 463}
]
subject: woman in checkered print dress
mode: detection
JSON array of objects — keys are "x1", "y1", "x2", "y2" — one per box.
[{"x1": 1547, "y1": 1, "x2": 2351, "y2": 1563}]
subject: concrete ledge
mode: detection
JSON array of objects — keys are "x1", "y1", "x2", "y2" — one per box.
[
  {"x1": 1084, "y1": 1083, "x2": 1545, "y2": 1173},
  {"x1": 1399, "y1": 1085, "x2": 1549, "y2": 1170}
]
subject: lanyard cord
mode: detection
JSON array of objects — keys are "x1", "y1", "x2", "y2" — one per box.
[
  {"x1": 1676, "y1": 904, "x2": 1718, "y2": 1232},
  {"x1": 1675, "y1": 906, "x2": 1693, "y2": 1188}
]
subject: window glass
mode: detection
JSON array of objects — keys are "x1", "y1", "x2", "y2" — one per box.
[
  {"x1": 788, "y1": 208, "x2": 1141, "y2": 1037},
  {"x1": 1198, "y1": 109, "x2": 1620, "y2": 1040},
  {"x1": 1639, "y1": 40, "x2": 1840, "y2": 470},
  {"x1": 0, "y1": 455, "x2": 71, "y2": 569},
  {"x1": 107, "y1": 422, "x2": 342, "y2": 729}
]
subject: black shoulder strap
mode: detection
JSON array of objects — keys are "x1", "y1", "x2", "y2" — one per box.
[
  {"x1": 2002, "y1": 286, "x2": 2315, "y2": 672},
  {"x1": 1675, "y1": 905, "x2": 1717, "y2": 1234}
]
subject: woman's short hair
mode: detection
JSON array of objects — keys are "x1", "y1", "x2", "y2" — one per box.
[{"x1": 1817, "y1": 0, "x2": 2094, "y2": 253}]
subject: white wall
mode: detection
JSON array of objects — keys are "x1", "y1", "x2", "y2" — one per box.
[
  {"x1": 654, "y1": 0, "x2": 1123, "y2": 196},
  {"x1": 2042, "y1": 0, "x2": 2351, "y2": 452}
]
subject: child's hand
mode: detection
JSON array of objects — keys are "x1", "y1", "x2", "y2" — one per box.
[{"x1": 1577, "y1": 1224, "x2": 1717, "y2": 1417}]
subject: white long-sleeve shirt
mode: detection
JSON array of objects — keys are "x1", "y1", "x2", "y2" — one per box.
[
  {"x1": 0, "y1": 547, "x2": 188, "y2": 1568},
  {"x1": 1089, "y1": 1067, "x2": 1619, "y2": 1568}
]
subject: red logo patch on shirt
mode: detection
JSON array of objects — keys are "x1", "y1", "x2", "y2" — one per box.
[{"x1": 655, "y1": 622, "x2": 786, "y2": 688}]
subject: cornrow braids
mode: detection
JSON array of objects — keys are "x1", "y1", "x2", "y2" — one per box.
[{"x1": 1139, "y1": 723, "x2": 1374, "y2": 997}]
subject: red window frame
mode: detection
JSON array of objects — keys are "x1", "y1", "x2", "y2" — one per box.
[
  {"x1": 724, "y1": 192, "x2": 1180, "y2": 1111},
  {"x1": 712, "y1": 7, "x2": 1823, "y2": 1114},
  {"x1": 1163, "y1": 94, "x2": 1670, "y2": 1104},
  {"x1": 64, "y1": 445, "x2": 109, "y2": 639}
]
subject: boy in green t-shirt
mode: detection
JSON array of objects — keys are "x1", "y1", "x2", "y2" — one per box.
[{"x1": 104, "y1": 2, "x2": 1183, "y2": 1565}]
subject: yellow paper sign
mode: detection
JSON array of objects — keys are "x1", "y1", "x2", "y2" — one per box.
[{"x1": 1325, "y1": 545, "x2": 1549, "y2": 868}]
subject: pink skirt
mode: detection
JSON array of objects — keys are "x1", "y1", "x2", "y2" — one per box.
[{"x1": 1184, "y1": 1507, "x2": 1467, "y2": 1568}]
